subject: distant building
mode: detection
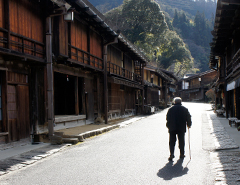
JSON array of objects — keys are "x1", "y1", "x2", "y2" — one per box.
[{"x1": 178, "y1": 70, "x2": 217, "y2": 102}]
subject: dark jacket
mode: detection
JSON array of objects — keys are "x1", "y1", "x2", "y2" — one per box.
[{"x1": 166, "y1": 103, "x2": 192, "y2": 133}]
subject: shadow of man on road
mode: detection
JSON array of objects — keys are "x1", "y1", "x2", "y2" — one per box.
[{"x1": 157, "y1": 159, "x2": 189, "y2": 180}]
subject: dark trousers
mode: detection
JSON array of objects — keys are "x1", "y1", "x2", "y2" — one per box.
[{"x1": 169, "y1": 131, "x2": 185, "y2": 156}]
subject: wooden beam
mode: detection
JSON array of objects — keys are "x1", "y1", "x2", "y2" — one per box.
[
  {"x1": 75, "y1": 77, "x2": 79, "y2": 115},
  {"x1": 103, "y1": 45, "x2": 108, "y2": 124},
  {"x1": 46, "y1": 17, "x2": 54, "y2": 137},
  {"x1": 4, "y1": 0, "x2": 10, "y2": 49},
  {"x1": 97, "y1": 76, "x2": 101, "y2": 117}
]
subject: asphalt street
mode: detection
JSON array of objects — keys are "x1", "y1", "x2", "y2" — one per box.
[{"x1": 0, "y1": 103, "x2": 218, "y2": 184}]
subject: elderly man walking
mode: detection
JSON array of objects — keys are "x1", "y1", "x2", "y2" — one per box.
[{"x1": 166, "y1": 97, "x2": 192, "y2": 161}]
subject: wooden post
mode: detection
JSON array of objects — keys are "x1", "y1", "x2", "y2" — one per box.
[
  {"x1": 46, "y1": 17, "x2": 54, "y2": 137},
  {"x1": 4, "y1": 0, "x2": 10, "y2": 49},
  {"x1": 165, "y1": 81, "x2": 168, "y2": 107},
  {"x1": 75, "y1": 77, "x2": 79, "y2": 115},
  {"x1": 97, "y1": 77, "x2": 101, "y2": 117},
  {"x1": 103, "y1": 45, "x2": 108, "y2": 124},
  {"x1": 141, "y1": 63, "x2": 144, "y2": 112},
  {"x1": 2, "y1": 71, "x2": 9, "y2": 141},
  {"x1": 103, "y1": 37, "x2": 118, "y2": 124}
]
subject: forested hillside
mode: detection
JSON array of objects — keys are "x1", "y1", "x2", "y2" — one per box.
[
  {"x1": 91, "y1": 0, "x2": 123, "y2": 13},
  {"x1": 157, "y1": 0, "x2": 216, "y2": 19},
  {"x1": 158, "y1": 0, "x2": 216, "y2": 72},
  {"x1": 89, "y1": 0, "x2": 217, "y2": 76}
]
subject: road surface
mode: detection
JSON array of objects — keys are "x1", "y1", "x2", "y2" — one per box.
[{"x1": 0, "y1": 103, "x2": 215, "y2": 184}]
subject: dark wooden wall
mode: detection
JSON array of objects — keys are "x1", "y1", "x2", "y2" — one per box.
[
  {"x1": 124, "y1": 86, "x2": 135, "y2": 110},
  {"x1": 0, "y1": 0, "x2": 4, "y2": 48},
  {"x1": 68, "y1": 20, "x2": 103, "y2": 68},
  {"x1": 71, "y1": 21, "x2": 88, "y2": 53},
  {"x1": 124, "y1": 55, "x2": 132, "y2": 72},
  {"x1": 90, "y1": 30, "x2": 102, "y2": 68},
  {"x1": 58, "y1": 16, "x2": 68, "y2": 56},
  {"x1": 108, "y1": 83, "x2": 121, "y2": 111},
  {"x1": 9, "y1": 0, "x2": 44, "y2": 57},
  {"x1": 108, "y1": 83, "x2": 135, "y2": 113},
  {"x1": 108, "y1": 46, "x2": 122, "y2": 66},
  {"x1": 93, "y1": 75, "x2": 103, "y2": 117},
  {"x1": 7, "y1": 71, "x2": 29, "y2": 141},
  {"x1": 85, "y1": 78, "x2": 94, "y2": 121},
  {"x1": 201, "y1": 71, "x2": 217, "y2": 85}
]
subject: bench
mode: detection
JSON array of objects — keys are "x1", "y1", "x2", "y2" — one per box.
[
  {"x1": 228, "y1": 117, "x2": 238, "y2": 127},
  {"x1": 216, "y1": 109, "x2": 225, "y2": 117},
  {"x1": 234, "y1": 120, "x2": 240, "y2": 130}
]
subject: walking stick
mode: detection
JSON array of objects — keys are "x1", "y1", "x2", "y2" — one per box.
[{"x1": 188, "y1": 127, "x2": 191, "y2": 160}]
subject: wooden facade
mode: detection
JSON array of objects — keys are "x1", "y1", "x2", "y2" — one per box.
[
  {"x1": 0, "y1": 0, "x2": 151, "y2": 143},
  {"x1": 178, "y1": 70, "x2": 217, "y2": 102},
  {"x1": 160, "y1": 69, "x2": 178, "y2": 105},
  {"x1": 106, "y1": 34, "x2": 146, "y2": 119},
  {"x1": 0, "y1": 0, "x2": 45, "y2": 143},
  {"x1": 143, "y1": 64, "x2": 171, "y2": 112},
  {"x1": 209, "y1": 0, "x2": 240, "y2": 119}
]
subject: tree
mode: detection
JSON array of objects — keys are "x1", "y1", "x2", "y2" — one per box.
[
  {"x1": 172, "y1": 9, "x2": 179, "y2": 28},
  {"x1": 205, "y1": 89, "x2": 215, "y2": 103},
  {"x1": 105, "y1": 0, "x2": 195, "y2": 77},
  {"x1": 121, "y1": 0, "x2": 167, "y2": 46}
]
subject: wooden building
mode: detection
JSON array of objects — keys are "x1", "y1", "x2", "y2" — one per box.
[
  {"x1": 143, "y1": 64, "x2": 172, "y2": 112},
  {"x1": 160, "y1": 69, "x2": 178, "y2": 105},
  {"x1": 178, "y1": 70, "x2": 217, "y2": 102},
  {"x1": 107, "y1": 34, "x2": 146, "y2": 119},
  {"x1": 0, "y1": 0, "x2": 148, "y2": 143},
  {"x1": 0, "y1": 0, "x2": 47, "y2": 143},
  {"x1": 209, "y1": 0, "x2": 240, "y2": 118}
]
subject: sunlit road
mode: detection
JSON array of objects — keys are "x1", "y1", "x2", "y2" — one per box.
[{"x1": 0, "y1": 103, "x2": 215, "y2": 184}]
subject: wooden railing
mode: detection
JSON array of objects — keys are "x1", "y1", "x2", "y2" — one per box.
[
  {"x1": 107, "y1": 61, "x2": 142, "y2": 83},
  {"x1": 0, "y1": 27, "x2": 44, "y2": 58},
  {"x1": 69, "y1": 45, "x2": 103, "y2": 70},
  {"x1": 227, "y1": 48, "x2": 240, "y2": 77}
]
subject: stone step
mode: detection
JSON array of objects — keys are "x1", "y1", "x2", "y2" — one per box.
[
  {"x1": 62, "y1": 138, "x2": 79, "y2": 144},
  {"x1": 54, "y1": 132, "x2": 64, "y2": 137},
  {"x1": 63, "y1": 135, "x2": 84, "y2": 142},
  {"x1": 50, "y1": 135, "x2": 62, "y2": 145}
]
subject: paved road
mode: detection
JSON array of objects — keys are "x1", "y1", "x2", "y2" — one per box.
[{"x1": 0, "y1": 103, "x2": 215, "y2": 184}]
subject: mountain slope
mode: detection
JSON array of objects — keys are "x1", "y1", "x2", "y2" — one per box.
[{"x1": 88, "y1": 0, "x2": 217, "y2": 74}]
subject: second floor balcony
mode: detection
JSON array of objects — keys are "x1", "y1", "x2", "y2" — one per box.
[
  {"x1": 0, "y1": 28, "x2": 45, "y2": 61},
  {"x1": 107, "y1": 61, "x2": 142, "y2": 83},
  {"x1": 227, "y1": 48, "x2": 240, "y2": 78},
  {"x1": 69, "y1": 45, "x2": 103, "y2": 70}
]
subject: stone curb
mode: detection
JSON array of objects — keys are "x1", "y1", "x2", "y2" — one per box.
[
  {"x1": 207, "y1": 111, "x2": 240, "y2": 184},
  {"x1": 75, "y1": 117, "x2": 144, "y2": 142},
  {"x1": 0, "y1": 144, "x2": 70, "y2": 176},
  {"x1": 208, "y1": 114, "x2": 239, "y2": 151}
]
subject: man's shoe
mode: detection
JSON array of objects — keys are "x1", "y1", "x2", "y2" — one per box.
[
  {"x1": 180, "y1": 154, "x2": 185, "y2": 159},
  {"x1": 168, "y1": 155, "x2": 174, "y2": 161}
]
